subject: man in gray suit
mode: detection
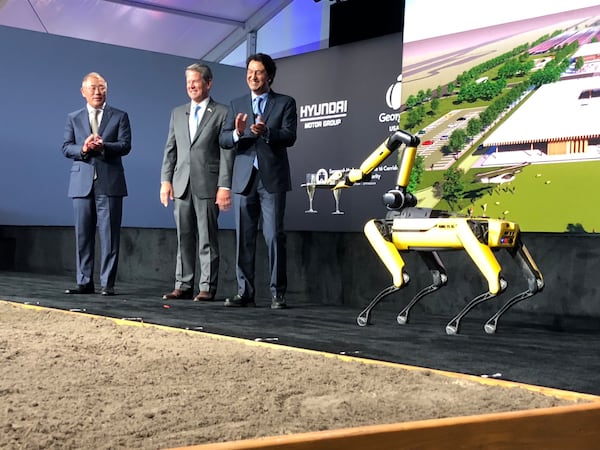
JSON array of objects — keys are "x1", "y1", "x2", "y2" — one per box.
[
  {"x1": 62, "y1": 72, "x2": 132, "y2": 296},
  {"x1": 219, "y1": 53, "x2": 297, "y2": 309},
  {"x1": 160, "y1": 63, "x2": 233, "y2": 302}
]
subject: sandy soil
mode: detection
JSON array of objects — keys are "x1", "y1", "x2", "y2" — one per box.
[{"x1": 0, "y1": 301, "x2": 584, "y2": 450}]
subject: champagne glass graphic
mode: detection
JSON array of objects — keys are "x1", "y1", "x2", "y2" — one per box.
[
  {"x1": 305, "y1": 173, "x2": 317, "y2": 213},
  {"x1": 332, "y1": 188, "x2": 344, "y2": 215}
]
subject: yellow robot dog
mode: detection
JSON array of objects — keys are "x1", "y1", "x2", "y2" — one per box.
[{"x1": 332, "y1": 130, "x2": 544, "y2": 334}]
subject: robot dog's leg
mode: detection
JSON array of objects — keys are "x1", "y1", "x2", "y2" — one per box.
[
  {"x1": 446, "y1": 289, "x2": 503, "y2": 335},
  {"x1": 446, "y1": 221, "x2": 508, "y2": 334},
  {"x1": 484, "y1": 238, "x2": 544, "y2": 334},
  {"x1": 357, "y1": 219, "x2": 409, "y2": 327},
  {"x1": 357, "y1": 285, "x2": 402, "y2": 327},
  {"x1": 397, "y1": 251, "x2": 448, "y2": 325}
]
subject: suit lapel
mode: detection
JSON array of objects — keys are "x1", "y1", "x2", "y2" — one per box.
[
  {"x1": 98, "y1": 105, "x2": 111, "y2": 136},
  {"x1": 192, "y1": 99, "x2": 214, "y2": 143},
  {"x1": 173, "y1": 105, "x2": 191, "y2": 147},
  {"x1": 77, "y1": 108, "x2": 92, "y2": 134},
  {"x1": 262, "y1": 92, "x2": 273, "y2": 122},
  {"x1": 244, "y1": 94, "x2": 254, "y2": 120}
]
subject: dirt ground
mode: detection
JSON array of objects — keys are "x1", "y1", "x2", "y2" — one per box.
[{"x1": 0, "y1": 301, "x2": 584, "y2": 450}]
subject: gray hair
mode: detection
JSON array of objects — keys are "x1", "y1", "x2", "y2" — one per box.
[
  {"x1": 81, "y1": 72, "x2": 107, "y2": 89},
  {"x1": 186, "y1": 63, "x2": 213, "y2": 83}
]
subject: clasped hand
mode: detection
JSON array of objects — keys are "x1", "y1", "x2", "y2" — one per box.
[
  {"x1": 235, "y1": 113, "x2": 266, "y2": 137},
  {"x1": 82, "y1": 134, "x2": 104, "y2": 154}
]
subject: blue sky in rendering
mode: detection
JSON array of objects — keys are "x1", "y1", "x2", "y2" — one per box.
[{"x1": 404, "y1": 0, "x2": 600, "y2": 42}]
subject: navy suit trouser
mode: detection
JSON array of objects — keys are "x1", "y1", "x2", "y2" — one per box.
[
  {"x1": 234, "y1": 172, "x2": 287, "y2": 299},
  {"x1": 73, "y1": 191, "x2": 123, "y2": 288}
]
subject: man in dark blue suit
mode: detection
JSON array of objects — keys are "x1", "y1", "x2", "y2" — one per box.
[
  {"x1": 61, "y1": 72, "x2": 132, "y2": 296},
  {"x1": 219, "y1": 53, "x2": 297, "y2": 309}
]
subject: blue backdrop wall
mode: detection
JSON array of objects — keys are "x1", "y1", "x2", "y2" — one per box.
[{"x1": 0, "y1": 25, "x2": 247, "y2": 229}]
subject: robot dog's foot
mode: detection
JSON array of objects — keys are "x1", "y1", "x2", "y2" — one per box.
[{"x1": 357, "y1": 284, "x2": 402, "y2": 327}]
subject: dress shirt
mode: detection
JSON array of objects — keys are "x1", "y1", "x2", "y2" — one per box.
[
  {"x1": 189, "y1": 98, "x2": 209, "y2": 137},
  {"x1": 87, "y1": 104, "x2": 105, "y2": 132}
]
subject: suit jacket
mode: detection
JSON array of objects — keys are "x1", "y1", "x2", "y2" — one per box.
[
  {"x1": 62, "y1": 104, "x2": 132, "y2": 198},
  {"x1": 219, "y1": 91, "x2": 297, "y2": 194},
  {"x1": 161, "y1": 98, "x2": 232, "y2": 198}
]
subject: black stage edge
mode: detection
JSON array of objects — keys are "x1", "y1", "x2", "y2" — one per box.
[{"x1": 2, "y1": 270, "x2": 599, "y2": 396}]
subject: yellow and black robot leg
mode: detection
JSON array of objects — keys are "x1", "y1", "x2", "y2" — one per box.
[
  {"x1": 483, "y1": 237, "x2": 544, "y2": 334},
  {"x1": 357, "y1": 219, "x2": 409, "y2": 327},
  {"x1": 445, "y1": 220, "x2": 508, "y2": 335},
  {"x1": 397, "y1": 251, "x2": 448, "y2": 325}
]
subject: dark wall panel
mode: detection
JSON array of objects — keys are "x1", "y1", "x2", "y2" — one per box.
[
  {"x1": 277, "y1": 32, "x2": 404, "y2": 231},
  {"x1": 329, "y1": 0, "x2": 405, "y2": 47},
  {"x1": 2, "y1": 225, "x2": 600, "y2": 323}
]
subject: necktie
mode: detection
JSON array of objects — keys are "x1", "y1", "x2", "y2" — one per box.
[
  {"x1": 252, "y1": 97, "x2": 264, "y2": 169},
  {"x1": 253, "y1": 96, "x2": 264, "y2": 122},
  {"x1": 90, "y1": 109, "x2": 100, "y2": 181},
  {"x1": 191, "y1": 104, "x2": 201, "y2": 137},
  {"x1": 91, "y1": 109, "x2": 100, "y2": 135}
]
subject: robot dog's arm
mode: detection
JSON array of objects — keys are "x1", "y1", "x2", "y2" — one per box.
[{"x1": 333, "y1": 130, "x2": 420, "y2": 190}]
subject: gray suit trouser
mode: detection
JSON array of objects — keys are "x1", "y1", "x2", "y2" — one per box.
[{"x1": 173, "y1": 187, "x2": 219, "y2": 294}]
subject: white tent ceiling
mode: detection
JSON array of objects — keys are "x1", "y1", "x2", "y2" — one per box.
[{"x1": 0, "y1": 0, "x2": 329, "y2": 66}]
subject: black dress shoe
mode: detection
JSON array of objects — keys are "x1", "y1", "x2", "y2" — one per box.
[
  {"x1": 101, "y1": 286, "x2": 115, "y2": 296},
  {"x1": 64, "y1": 283, "x2": 94, "y2": 295},
  {"x1": 271, "y1": 295, "x2": 287, "y2": 309},
  {"x1": 224, "y1": 294, "x2": 255, "y2": 307}
]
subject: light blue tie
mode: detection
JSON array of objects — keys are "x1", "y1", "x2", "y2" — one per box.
[
  {"x1": 252, "y1": 97, "x2": 264, "y2": 169},
  {"x1": 194, "y1": 104, "x2": 201, "y2": 125},
  {"x1": 253, "y1": 96, "x2": 264, "y2": 122},
  {"x1": 191, "y1": 104, "x2": 201, "y2": 137}
]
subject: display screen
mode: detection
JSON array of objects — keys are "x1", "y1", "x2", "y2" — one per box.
[{"x1": 398, "y1": 1, "x2": 600, "y2": 233}]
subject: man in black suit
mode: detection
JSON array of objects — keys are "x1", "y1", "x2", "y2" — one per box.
[
  {"x1": 61, "y1": 72, "x2": 132, "y2": 296},
  {"x1": 219, "y1": 53, "x2": 298, "y2": 309}
]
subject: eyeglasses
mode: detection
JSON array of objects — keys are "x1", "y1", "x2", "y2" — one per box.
[
  {"x1": 84, "y1": 85, "x2": 107, "y2": 93},
  {"x1": 247, "y1": 69, "x2": 266, "y2": 77}
]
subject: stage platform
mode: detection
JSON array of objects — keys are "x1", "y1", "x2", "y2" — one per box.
[{"x1": 1, "y1": 270, "x2": 599, "y2": 397}]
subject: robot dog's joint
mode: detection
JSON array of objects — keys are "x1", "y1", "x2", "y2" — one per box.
[
  {"x1": 467, "y1": 219, "x2": 489, "y2": 244},
  {"x1": 382, "y1": 188, "x2": 418, "y2": 211},
  {"x1": 373, "y1": 218, "x2": 394, "y2": 241}
]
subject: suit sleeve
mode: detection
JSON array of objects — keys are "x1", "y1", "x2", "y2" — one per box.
[
  {"x1": 266, "y1": 96, "x2": 297, "y2": 149},
  {"x1": 102, "y1": 111, "x2": 132, "y2": 158},
  {"x1": 217, "y1": 107, "x2": 234, "y2": 189},
  {"x1": 219, "y1": 102, "x2": 237, "y2": 150},
  {"x1": 161, "y1": 110, "x2": 178, "y2": 183},
  {"x1": 61, "y1": 114, "x2": 87, "y2": 160}
]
